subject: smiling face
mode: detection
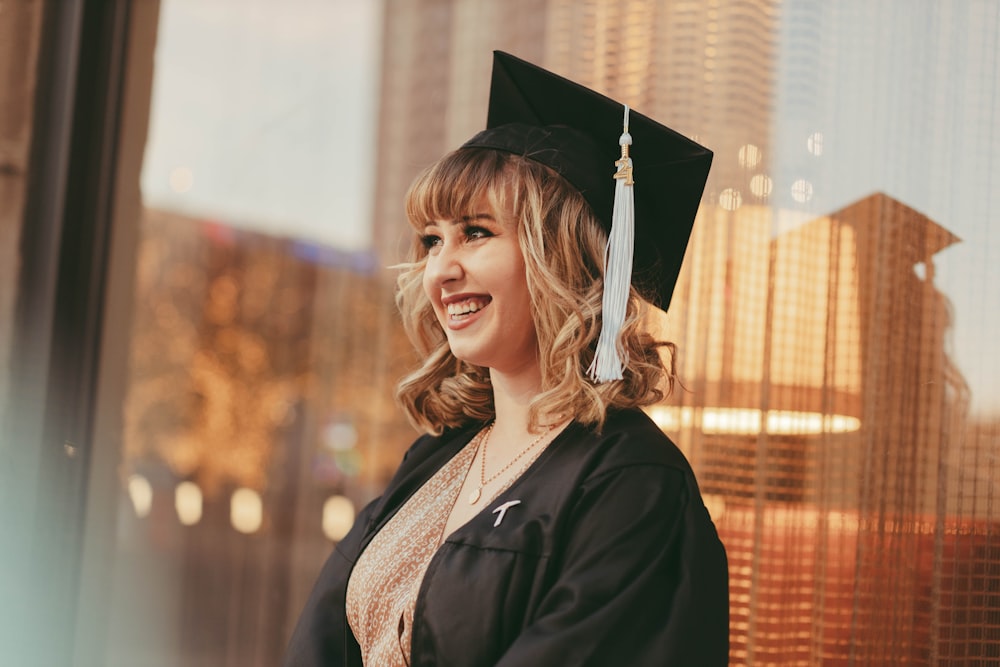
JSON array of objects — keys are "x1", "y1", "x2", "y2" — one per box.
[{"x1": 420, "y1": 205, "x2": 538, "y2": 377}]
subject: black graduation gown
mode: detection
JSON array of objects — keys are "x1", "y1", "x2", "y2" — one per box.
[{"x1": 282, "y1": 408, "x2": 729, "y2": 666}]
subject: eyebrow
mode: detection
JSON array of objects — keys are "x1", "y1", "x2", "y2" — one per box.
[
  {"x1": 459, "y1": 213, "x2": 496, "y2": 224},
  {"x1": 423, "y1": 213, "x2": 495, "y2": 228}
]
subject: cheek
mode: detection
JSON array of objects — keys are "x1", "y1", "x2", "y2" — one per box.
[
  {"x1": 511, "y1": 272, "x2": 535, "y2": 332},
  {"x1": 420, "y1": 270, "x2": 444, "y2": 322},
  {"x1": 421, "y1": 266, "x2": 434, "y2": 302}
]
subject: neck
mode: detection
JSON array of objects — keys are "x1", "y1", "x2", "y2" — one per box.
[
  {"x1": 488, "y1": 364, "x2": 542, "y2": 438},
  {"x1": 488, "y1": 360, "x2": 572, "y2": 443}
]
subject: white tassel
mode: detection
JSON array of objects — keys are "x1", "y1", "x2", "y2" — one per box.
[{"x1": 588, "y1": 105, "x2": 635, "y2": 383}]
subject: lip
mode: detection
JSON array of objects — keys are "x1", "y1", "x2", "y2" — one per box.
[
  {"x1": 440, "y1": 293, "x2": 492, "y2": 331},
  {"x1": 441, "y1": 292, "x2": 490, "y2": 306}
]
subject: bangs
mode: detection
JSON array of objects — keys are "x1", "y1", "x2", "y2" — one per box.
[{"x1": 405, "y1": 148, "x2": 515, "y2": 232}]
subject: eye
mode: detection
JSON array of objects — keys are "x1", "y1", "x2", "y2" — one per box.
[
  {"x1": 420, "y1": 233, "x2": 442, "y2": 250},
  {"x1": 465, "y1": 226, "x2": 493, "y2": 241}
]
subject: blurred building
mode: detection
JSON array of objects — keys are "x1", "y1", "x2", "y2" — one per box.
[
  {"x1": 114, "y1": 206, "x2": 418, "y2": 663},
  {"x1": 372, "y1": 0, "x2": 780, "y2": 266},
  {"x1": 657, "y1": 191, "x2": 982, "y2": 663}
]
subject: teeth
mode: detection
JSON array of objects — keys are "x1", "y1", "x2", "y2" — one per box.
[{"x1": 446, "y1": 298, "x2": 488, "y2": 317}]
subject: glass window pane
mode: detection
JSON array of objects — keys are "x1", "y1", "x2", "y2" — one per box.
[
  {"x1": 104, "y1": 1, "x2": 392, "y2": 665},
  {"x1": 97, "y1": 1, "x2": 1000, "y2": 664}
]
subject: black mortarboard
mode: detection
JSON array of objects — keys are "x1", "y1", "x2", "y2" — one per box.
[{"x1": 462, "y1": 51, "x2": 713, "y2": 316}]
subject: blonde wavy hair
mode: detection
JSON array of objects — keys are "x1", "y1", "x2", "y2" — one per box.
[{"x1": 395, "y1": 147, "x2": 676, "y2": 434}]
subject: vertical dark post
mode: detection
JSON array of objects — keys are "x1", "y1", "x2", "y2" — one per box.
[{"x1": 3, "y1": 0, "x2": 132, "y2": 663}]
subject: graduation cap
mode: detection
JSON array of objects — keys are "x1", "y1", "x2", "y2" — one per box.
[{"x1": 462, "y1": 51, "x2": 712, "y2": 382}]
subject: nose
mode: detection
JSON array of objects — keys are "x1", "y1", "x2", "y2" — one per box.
[{"x1": 424, "y1": 241, "x2": 464, "y2": 288}]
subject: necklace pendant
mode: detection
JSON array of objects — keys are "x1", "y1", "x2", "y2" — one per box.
[{"x1": 469, "y1": 487, "x2": 482, "y2": 505}]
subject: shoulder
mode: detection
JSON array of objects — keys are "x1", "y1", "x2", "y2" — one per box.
[
  {"x1": 573, "y1": 407, "x2": 695, "y2": 479},
  {"x1": 555, "y1": 410, "x2": 722, "y2": 559},
  {"x1": 527, "y1": 408, "x2": 704, "y2": 517}
]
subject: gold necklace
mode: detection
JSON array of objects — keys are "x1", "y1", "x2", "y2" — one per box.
[{"x1": 468, "y1": 422, "x2": 555, "y2": 505}]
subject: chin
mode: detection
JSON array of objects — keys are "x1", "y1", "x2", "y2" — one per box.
[{"x1": 448, "y1": 347, "x2": 489, "y2": 368}]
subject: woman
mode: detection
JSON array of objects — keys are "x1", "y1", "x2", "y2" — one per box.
[{"x1": 283, "y1": 52, "x2": 728, "y2": 666}]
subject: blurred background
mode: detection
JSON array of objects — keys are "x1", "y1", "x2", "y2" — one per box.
[{"x1": 1, "y1": 0, "x2": 998, "y2": 665}]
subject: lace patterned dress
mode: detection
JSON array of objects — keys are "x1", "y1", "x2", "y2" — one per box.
[{"x1": 345, "y1": 437, "x2": 479, "y2": 666}]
